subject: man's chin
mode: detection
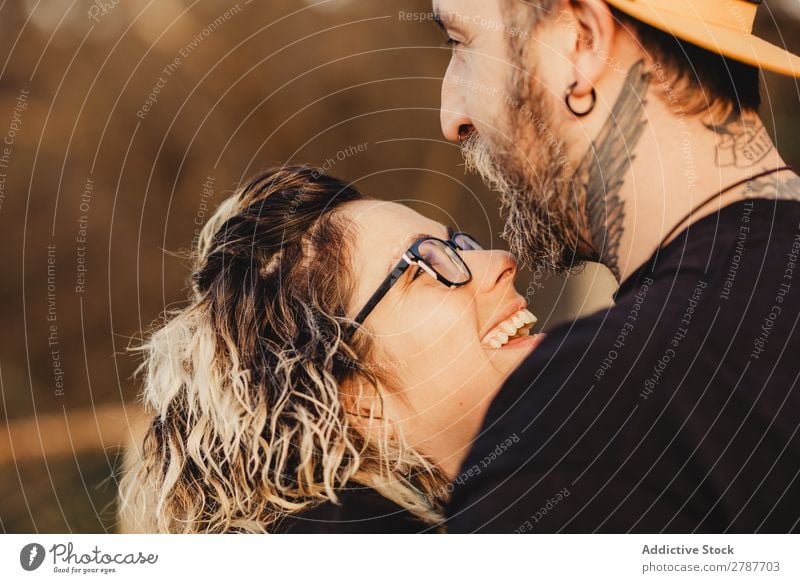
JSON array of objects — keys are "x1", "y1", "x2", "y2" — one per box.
[
  {"x1": 460, "y1": 133, "x2": 582, "y2": 276},
  {"x1": 499, "y1": 210, "x2": 581, "y2": 275}
]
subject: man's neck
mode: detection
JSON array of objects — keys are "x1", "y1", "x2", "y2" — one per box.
[{"x1": 576, "y1": 61, "x2": 793, "y2": 284}]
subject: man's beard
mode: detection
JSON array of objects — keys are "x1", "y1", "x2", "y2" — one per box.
[{"x1": 459, "y1": 77, "x2": 588, "y2": 275}]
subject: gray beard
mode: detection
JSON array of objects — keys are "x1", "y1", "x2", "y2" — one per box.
[{"x1": 459, "y1": 101, "x2": 584, "y2": 275}]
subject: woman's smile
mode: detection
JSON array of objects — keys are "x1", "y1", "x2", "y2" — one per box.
[{"x1": 479, "y1": 302, "x2": 538, "y2": 349}]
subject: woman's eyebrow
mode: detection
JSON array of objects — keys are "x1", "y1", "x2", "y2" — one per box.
[
  {"x1": 387, "y1": 232, "x2": 431, "y2": 273},
  {"x1": 403, "y1": 232, "x2": 432, "y2": 248},
  {"x1": 386, "y1": 225, "x2": 454, "y2": 275}
]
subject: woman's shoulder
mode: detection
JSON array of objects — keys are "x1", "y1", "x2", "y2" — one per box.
[{"x1": 273, "y1": 486, "x2": 435, "y2": 534}]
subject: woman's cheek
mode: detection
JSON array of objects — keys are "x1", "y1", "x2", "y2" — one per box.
[{"x1": 432, "y1": 308, "x2": 481, "y2": 370}]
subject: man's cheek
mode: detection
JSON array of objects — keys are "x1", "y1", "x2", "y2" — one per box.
[
  {"x1": 472, "y1": 66, "x2": 506, "y2": 113},
  {"x1": 465, "y1": 76, "x2": 511, "y2": 135}
]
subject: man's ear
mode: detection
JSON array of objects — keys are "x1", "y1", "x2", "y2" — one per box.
[{"x1": 568, "y1": 0, "x2": 616, "y2": 96}]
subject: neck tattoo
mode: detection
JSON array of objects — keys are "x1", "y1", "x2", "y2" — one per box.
[
  {"x1": 704, "y1": 110, "x2": 774, "y2": 169},
  {"x1": 571, "y1": 59, "x2": 652, "y2": 281}
]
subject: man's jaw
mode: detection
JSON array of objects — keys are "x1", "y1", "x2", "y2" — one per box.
[{"x1": 460, "y1": 124, "x2": 589, "y2": 276}]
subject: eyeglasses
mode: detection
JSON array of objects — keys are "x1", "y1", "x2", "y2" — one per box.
[{"x1": 352, "y1": 231, "x2": 483, "y2": 327}]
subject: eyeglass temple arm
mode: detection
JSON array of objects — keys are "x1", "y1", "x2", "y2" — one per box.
[{"x1": 352, "y1": 255, "x2": 413, "y2": 326}]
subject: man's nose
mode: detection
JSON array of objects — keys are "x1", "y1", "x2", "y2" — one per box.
[{"x1": 440, "y1": 63, "x2": 474, "y2": 142}]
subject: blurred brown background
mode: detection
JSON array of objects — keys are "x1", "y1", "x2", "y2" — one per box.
[{"x1": 0, "y1": 0, "x2": 797, "y2": 533}]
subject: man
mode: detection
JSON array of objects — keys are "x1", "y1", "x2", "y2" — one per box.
[{"x1": 434, "y1": 0, "x2": 800, "y2": 532}]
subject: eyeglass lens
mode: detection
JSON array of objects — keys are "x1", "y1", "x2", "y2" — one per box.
[{"x1": 416, "y1": 234, "x2": 481, "y2": 284}]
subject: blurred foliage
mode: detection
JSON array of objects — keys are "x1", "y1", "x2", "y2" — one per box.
[
  {"x1": 0, "y1": 0, "x2": 796, "y2": 532},
  {"x1": 0, "y1": 452, "x2": 122, "y2": 533}
]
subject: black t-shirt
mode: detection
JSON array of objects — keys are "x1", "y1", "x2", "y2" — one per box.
[
  {"x1": 446, "y1": 198, "x2": 800, "y2": 533},
  {"x1": 273, "y1": 486, "x2": 435, "y2": 533}
]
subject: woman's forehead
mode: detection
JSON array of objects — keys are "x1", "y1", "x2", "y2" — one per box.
[
  {"x1": 342, "y1": 200, "x2": 448, "y2": 296},
  {"x1": 343, "y1": 200, "x2": 446, "y2": 245}
]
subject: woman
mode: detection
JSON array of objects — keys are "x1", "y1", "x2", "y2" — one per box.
[{"x1": 119, "y1": 165, "x2": 541, "y2": 533}]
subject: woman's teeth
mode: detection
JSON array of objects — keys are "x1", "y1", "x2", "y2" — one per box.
[{"x1": 482, "y1": 309, "x2": 538, "y2": 349}]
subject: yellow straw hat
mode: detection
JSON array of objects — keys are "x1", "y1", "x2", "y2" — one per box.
[{"x1": 605, "y1": 0, "x2": 800, "y2": 77}]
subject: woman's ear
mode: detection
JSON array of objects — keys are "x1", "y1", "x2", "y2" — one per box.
[
  {"x1": 568, "y1": 0, "x2": 617, "y2": 96},
  {"x1": 341, "y1": 376, "x2": 389, "y2": 436}
]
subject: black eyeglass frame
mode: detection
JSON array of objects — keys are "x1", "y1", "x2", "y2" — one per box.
[{"x1": 351, "y1": 232, "x2": 480, "y2": 327}]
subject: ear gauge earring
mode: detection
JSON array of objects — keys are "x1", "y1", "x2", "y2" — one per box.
[{"x1": 565, "y1": 81, "x2": 597, "y2": 117}]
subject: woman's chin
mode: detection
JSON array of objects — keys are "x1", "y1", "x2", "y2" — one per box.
[
  {"x1": 484, "y1": 332, "x2": 546, "y2": 372},
  {"x1": 485, "y1": 332, "x2": 545, "y2": 352},
  {"x1": 506, "y1": 332, "x2": 545, "y2": 350}
]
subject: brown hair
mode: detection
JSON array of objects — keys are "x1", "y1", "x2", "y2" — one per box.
[
  {"x1": 503, "y1": 1, "x2": 761, "y2": 114},
  {"x1": 609, "y1": 6, "x2": 761, "y2": 114}
]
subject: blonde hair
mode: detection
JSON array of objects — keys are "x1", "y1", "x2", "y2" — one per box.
[{"x1": 119, "y1": 166, "x2": 447, "y2": 533}]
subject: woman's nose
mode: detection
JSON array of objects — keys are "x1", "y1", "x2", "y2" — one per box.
[{"x1": 464, "y1": 249, "x2": 518, "y2": 292}]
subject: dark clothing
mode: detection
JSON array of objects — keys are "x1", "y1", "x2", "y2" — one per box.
[
  {"x1": 447, "y1": 198, "x2": 800, "y2": 533},
  {"x1": 274, "y1": 486, "x2": 434, "y2": 533}
]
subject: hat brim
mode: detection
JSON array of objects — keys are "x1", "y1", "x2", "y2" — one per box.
[{"x1": 606, "y1": 0, "x2": 800, "y2": 77}]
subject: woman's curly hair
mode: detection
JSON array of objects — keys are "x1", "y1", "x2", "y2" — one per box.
[{"x1": 119, "y1": 166, "x2": 447, "y2": 533}]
